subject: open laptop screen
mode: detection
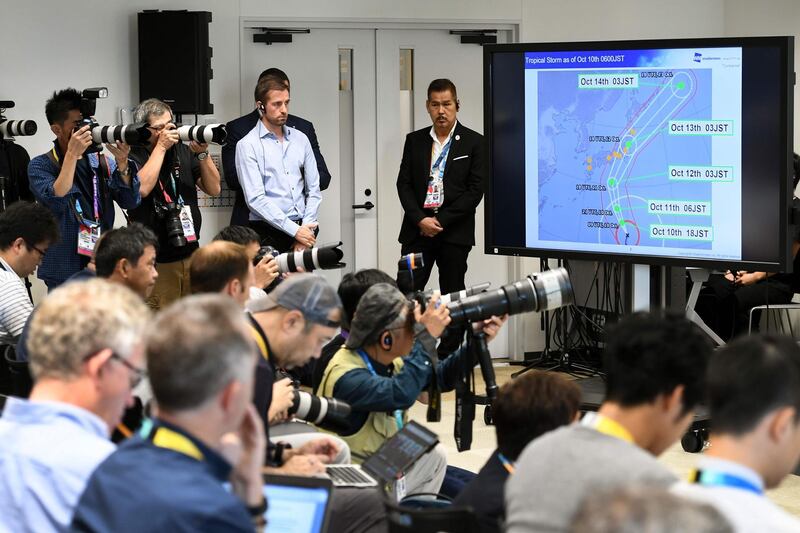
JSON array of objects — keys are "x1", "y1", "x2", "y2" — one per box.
[
  {"x1": 263, "y1": 475, "x2": 332, "y2": 533},
  {"x1": 362, "y1": 420, "x2": 439, "y2": 482}
]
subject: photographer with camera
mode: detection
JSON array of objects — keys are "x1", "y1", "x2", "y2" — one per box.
[
  {"x1": 28, "y1": 88, "x2": 141, "y2": 289},
  {"x1": 246, "y1": 274, "x2": 386, "y2": 533},
  {"x1": 213, "y1": 225, "x2": 280, "y2": 296},
  {"x1": 127, "y1": 98, "x2": 221, "y2": 309},
  {"x1": 318, "y1": 282, "x2": 505, "y2": 498}
]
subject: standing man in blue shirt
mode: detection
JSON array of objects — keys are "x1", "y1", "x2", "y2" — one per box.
[
  {"x1": 0, "y1": 279, "x2": 150, "y2": 532},
  {"x1": 235, "y1": 74, "x2": 322, "y2": 253},
  {"x1": 28, "y1": 88, "x2": 141, "y2": 290},
  {"x1": 72, "y1": 295, "x2": 267, "y2": 533},
  {"x1": 223, "y1": 67, "x2": 331, "y2": 227}
]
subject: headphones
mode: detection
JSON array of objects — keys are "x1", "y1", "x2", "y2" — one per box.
[{"x1": 381, "y1": 332, "x2": 393, "y2": 349}]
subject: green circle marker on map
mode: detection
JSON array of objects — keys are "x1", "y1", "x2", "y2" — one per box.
[
  {"x1": 618, "y1": 220, "x2": 626, "y2": 228},
  {"x1": 608, "y1": 178, "x2": 617, "y2": 187},
  {"x1": 613, "y1": 205, "x2": 621, "y2": 213},
  {"x1": 625, "y1": 141, "x2": 632, "y2": 151},
  {"x1": 676, "y1": 81, "x2": 685, "y2": 90}
]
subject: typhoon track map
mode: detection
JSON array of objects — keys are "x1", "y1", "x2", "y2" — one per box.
[{"x1": 524, "y1": 48, "x2": 743, "y2": 261}]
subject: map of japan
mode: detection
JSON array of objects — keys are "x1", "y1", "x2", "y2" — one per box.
[{"x1": 536, "y1": 67, "x2": 722, "y2": 249}]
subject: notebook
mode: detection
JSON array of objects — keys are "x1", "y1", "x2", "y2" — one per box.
[{"x1": 326, "y1": 420, "x2": 439, "y2": 487}]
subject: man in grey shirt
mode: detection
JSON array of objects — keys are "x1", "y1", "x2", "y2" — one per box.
[{"x1": 505, "y1": 312, "x2": 713, "y2": 533}]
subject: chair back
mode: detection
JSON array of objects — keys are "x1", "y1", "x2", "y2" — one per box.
[
  {"x1": 383, "y1": 495, "x2": 479, "y2": 533},
  {"x1": 3, "y1": 345, "x2": 33, "y2": 398}
]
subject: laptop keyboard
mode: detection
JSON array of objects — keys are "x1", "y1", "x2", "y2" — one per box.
[{"x1": 326, "y1": 466, "x2": 376, "y2": 485}]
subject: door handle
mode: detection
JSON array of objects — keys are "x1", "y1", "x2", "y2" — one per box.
[{"x1": 352, "y1": 201, "x2": 375, "y2": 211}]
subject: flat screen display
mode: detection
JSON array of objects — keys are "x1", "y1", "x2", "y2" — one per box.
[{"x1": 485, "y1": 37, "x2": 794, "y2": 270}]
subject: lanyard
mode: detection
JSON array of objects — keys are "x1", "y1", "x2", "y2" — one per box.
[
  {"x1": 356, "y1": 349, "x2": 404, "y2": 430},
  {"x1": 53, "y1": 147, "x2": 101, "y2": 223},
  {"x1": 249, "y1": 324, "x2": 269, "y2": 361},
  {"x1": 581, "y1": 412, "x2": 634, "y2": 443},
  {"x1": 430, "y1": 138, "x2": 452, "y2": 180},
  {"x1": 150, "y1": 425, "x2": 204, "y2": 461},
  {"x1": 498, "y1": 452, "x2": 515, "y2": 475},
  {"x1": 690, "y1": 468, "x2": 763, "y2": 496}
]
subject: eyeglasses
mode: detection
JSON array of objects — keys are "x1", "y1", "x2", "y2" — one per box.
[
  {"x1": 146, "y1": 122, "x2": 174, "y2": 132},
  {"x1": 110, "y1": 352, "x2": 148, "y2": 389},
  {"x1": 25, "y1": 242, "x2": 47, "y2": 257}
]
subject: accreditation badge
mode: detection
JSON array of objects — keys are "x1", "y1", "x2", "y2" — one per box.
[
  {"x1": 77, "y1": 223, "x2": 101, "y2": 257},
  {"x1": 179, "y1": 205, "x2": 197, "y2": 242},
  {"x1": 423, "y1": 175, "x2": 444, "y2": 209}
]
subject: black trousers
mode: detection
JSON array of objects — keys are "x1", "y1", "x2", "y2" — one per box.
[
  {"x1": 696, "y1": 274, "x2": 794, "y2": 341},
  {"x1": 249, "y1": 220, "x2": 298, "y2": 253},
  {"x1": 400, "y1": 235, "x2": 472, "y2": 358}
]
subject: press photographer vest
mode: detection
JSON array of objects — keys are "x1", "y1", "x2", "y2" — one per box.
[{"x1": 318, "y1": 347, "x2": 408, "y2": 464}]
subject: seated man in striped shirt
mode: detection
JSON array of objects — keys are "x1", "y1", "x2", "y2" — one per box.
[{"x1": 0, "y1": 201, "x2": 59, "y2": 347}]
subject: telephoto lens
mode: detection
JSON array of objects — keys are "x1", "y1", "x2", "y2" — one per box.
[
  {"x1": 275, "y1": 242, "x2": 345, "y2": 273},
  {"x1": 447, "y1": 267, "x2": 573, "y2": 325},
  {"x1": 0, "y1": 119, "x2": 37, "y2": 139},
  {"x1": 90, "y1": 123, "x2": 152, "y2": 146},
  {"x1": 397, "y1": 253, "x2": 425, "y2": 293},
  {"x1": 398, "y1": 253, "x2": 424, "y2": 271},
  {"x1": 175, "y1": 124, "x2": 227, "y2": 145},
  {"x1": 289, "y1": 390, "x2": 352, "y2": 433},
  {"x1": 415, "y1": 282, "x2": 491, "y2": 312}
]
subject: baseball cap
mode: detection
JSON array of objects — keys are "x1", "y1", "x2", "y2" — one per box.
[
  {"x1": 346, "y1": 283, "x2": 412, "y2": 349},
  {"x1": 246, "y1": 274, "x2": 342, "y2": 328}
]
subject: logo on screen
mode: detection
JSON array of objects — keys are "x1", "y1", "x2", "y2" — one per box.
[{"x1": 693, "y1": 52, "x2": 702, "y2": 63}]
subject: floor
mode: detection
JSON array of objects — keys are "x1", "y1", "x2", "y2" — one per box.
[{"x1": 408, "y1": 363, "x2": 800, "y2": 517}]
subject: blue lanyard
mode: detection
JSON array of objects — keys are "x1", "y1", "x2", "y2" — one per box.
[
  {"x1": 356, "y1": 349, "x2": 404, "y2": 430},
  {"x1": 430, "y1": 138, "x2": 452, "y2": 179},
  {"x1": 497, "y1": 452, "x2": 515, "y2": 474},
  {"x1": 691, "y1": 469, "x2": 763, "y2": 496}
]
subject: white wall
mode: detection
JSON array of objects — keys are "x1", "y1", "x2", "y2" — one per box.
[
  {"x1": 0, "y1": 0, "x2": 241, "y2": 302},
  {"x1": 724, "y1": 0, "x2": 800, "y2": 147}
]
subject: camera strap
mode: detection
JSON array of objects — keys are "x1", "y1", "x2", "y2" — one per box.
[
  {"x1": 356, "y1": 349, "x2": 404, "y2": 430},
  {"x1": 48, "y1": 146, "x2": 103, "y2": 224}
]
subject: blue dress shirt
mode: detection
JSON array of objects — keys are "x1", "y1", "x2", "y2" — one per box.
[
  {"x1": 0, "y1": 397, "x2": 114, "y2": 533},
  {"x1": 28, "y1": 144, "x2": 140, "y2": 287},
  {"x1": 235, "y1": 121, "x2": 321, "y2": 237},
  {"x1": 71, "y1": 420, "x2": 253, "y2": 533}
]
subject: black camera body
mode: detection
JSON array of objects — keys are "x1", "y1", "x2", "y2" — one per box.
[
  {"x1": 75, "y1": 88, "x2": 108, "y2": 154},
  {"x1": 253, "y1": 244, "x2": 279, "y2": 266},
  {"x1": 153, "y1": 200, "x2": 187, "y2": 248}
]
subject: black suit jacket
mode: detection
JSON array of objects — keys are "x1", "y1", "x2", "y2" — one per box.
[
  {"x1": 222, "y1": 110, "x2": 331, "y2": 225},
  {"x1": 396, "y1": 122, "x2": 486, "y2": 246}
]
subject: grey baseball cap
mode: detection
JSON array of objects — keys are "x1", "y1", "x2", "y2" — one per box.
[
  {"x1": 346, "y1": 283, "x2": 412, "y2": 349},
  {"x1": 246, "y1": 273, "x2": 342, "y2": 327}
]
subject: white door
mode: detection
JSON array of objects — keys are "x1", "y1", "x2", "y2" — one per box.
[
  {"x1": 375, "y1": 29, "x2": 515, "y2": 356},
  {"x1": 239, "y1": 27, "x2": 377, "y2": 284}
]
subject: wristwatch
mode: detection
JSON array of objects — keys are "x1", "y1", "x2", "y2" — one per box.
[{"x1": 195, "y1": 151, "x2": 209, "y2": 161}]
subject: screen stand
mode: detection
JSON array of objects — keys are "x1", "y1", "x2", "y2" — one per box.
[
  {"x1": 685, "y1": 268, "x2": 725, "y2": 346},
  {"x1": 631, "y1": 264, "x2": 651, "y2": 311}
]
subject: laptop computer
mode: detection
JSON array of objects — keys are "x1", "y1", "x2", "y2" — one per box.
[
  {"x1": 325, "y1": 420, "x2": 439, "y2": 487},
  {"x1": 262, "y1": 474, "x2": 333, "y2": 533}
]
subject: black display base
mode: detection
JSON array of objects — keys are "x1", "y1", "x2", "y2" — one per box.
[{"x1": 576, "y1": 375, "x2": 711, "y2": 453}]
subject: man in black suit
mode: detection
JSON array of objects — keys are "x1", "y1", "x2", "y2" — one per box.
[
  {"x1": 222, "y1": 68, "x2": 331, "y2": 227},
  {"x1": 396, "y1": 78, "x2": 486, "y2": 354}
]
